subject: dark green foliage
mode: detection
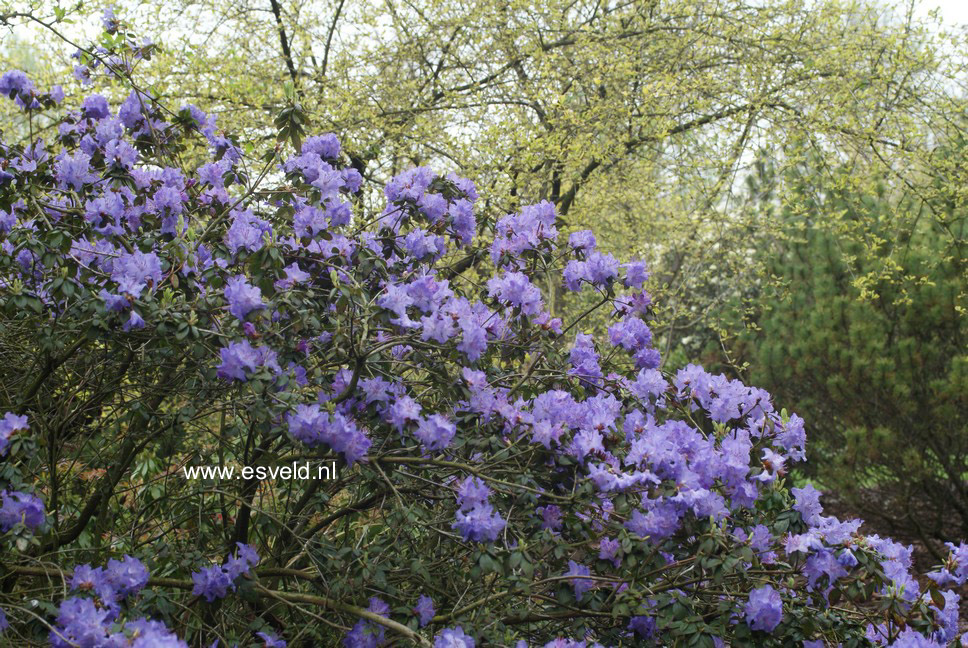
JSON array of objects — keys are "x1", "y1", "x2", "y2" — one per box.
[{"x1": 734, "y1": 155, "x2": 967, "y2": 545}]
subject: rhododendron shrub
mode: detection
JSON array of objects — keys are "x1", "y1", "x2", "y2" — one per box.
[{"x1": 0, "y1": 21, "x2": 965, "y2": 648}]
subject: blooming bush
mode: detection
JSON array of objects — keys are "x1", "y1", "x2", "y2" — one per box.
[{"x1": 0, "y1": 13, "x2": 965, "y2": 648}]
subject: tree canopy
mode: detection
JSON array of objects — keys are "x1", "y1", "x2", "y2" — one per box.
[{"x1": 2, "y1": 0, "x2": 963, "y2": 350}]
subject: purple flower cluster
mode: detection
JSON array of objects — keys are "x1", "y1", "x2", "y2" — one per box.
[
  {"x1": 1, "y1": 69, "x2": 63, "y2": 110},
  {"x1": 217, "y1": 340, "x2": 281, "y2": 381},
  {"x1": 565, "y1": 560, "x2": 595, "y2": 601},
  {"x1": 51, "y1": 602, "x2": 187, "y2": 648},
  {"x1": 607, "y1": 315, "x2": 658, "y2": 369},
  {"x1": 487, "y1": 271, "x2": 544, "y2": 316},
  {"x1": 433, "y1": 626, "x2": 475, "y2": 648},
  {"x1": 286, "y1": 404, "x2": 371, "y2": 465},
  {"x1": 744, "y1": 585, "x2": 783, "y2": 632},
  {"x1": 111, "y1": 250, "x2": 163, "y2": 296},
  {"x1": 453, "y1": 476, "x2": 505, "y2": 543},
  {"x1": 50, "y1": 556, "x2": 186, "y2": 648},
  {"x1": 70, "y1": 555, "x2": 150, "y2": 606},
  {"x1": 414, "y1": 413, "x2": 457, "y2": 452},
  {"x1": 491, "y1": 201, "x2": 557, "y2": 269},
  {"x1": 0, "y1": 489, "x2": 45, "y2": 532},
  {"x1": 223, "y1": 274, "x2": 265, "y2": 320},
  {"x1": 414, "y1": 594, "x2": 435, "y2": 627},
  {"x1": 929, "y1": 541, "x2": 968, "y2": 587},
  {"x1": 343, "y1": 597, "x2": 390, "y2": 648},
  {"x1": 226, "y1": 209, "x2": 272, "y2": 255},
  {"x1": 0, "y1": 411, "x2": 27, "y2": 456},
  {"x1": 191, "y1": 543, "x2": 260, "y2": 602}
]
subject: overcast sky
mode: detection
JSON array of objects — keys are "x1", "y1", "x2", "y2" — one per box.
[{"x1": 915, "y1": 0, "x2": 968, "y2": 27}]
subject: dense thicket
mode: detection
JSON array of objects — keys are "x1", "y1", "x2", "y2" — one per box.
[
  {"x1": 721, "y1": 151, "x2": 967, "y2": 548},
  {"x1": 1, "y1": 18, "x2": 965, "y2": 648}
]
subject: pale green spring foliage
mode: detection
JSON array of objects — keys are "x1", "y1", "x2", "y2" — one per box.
[{"x1": 2, "y1": 0, "x2": 965, "y2": 352}]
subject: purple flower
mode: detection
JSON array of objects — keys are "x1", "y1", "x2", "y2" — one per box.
[
  {"x1": 224, "y1": 275, "x2": 265, "y2": 320},
  {"x1": 569, "y1": 333, "x2": 603, "y2": 386},
  {"x1": 803, "y1": 549, "x2": 847, "y2": 591},
  {"x1": 414, "y1": 594, "x2": 435, "y2": 627},
  {"x1": 487, "y1": 271, "x2": 543, "y2": 315},
  {"x1": 153, "y1": 184, "x2": 185, "y2": 221},
  {"x1": 744, "y1": 585, "x2": 783, "y2": 632},
  {"x1": 385, "y1": 396, "x2": 422, "y2": 432},
  {"x1": 0, "y1": 70, "x2": 34, "y2": 99},
  {"x1": 102, "y1": 5, "x2": 120, "y2": 31},
  {"x1": 776, "y1": 414, "x2": 807, "y2": 462},
  {"x1": 105, "y1": 139, "x2": 138, "y2": 169},
  {"x1": 490, "y1": 201, "x2": 557, "y2": 267},
  {"x1": 0, "y1": 490, "x2": 45, "y2": 531},
  {"x1": 191, "y1": 544, "x2": 259, "y2": 603},
  {"x1": 536, "y1": 504, "x2": 562, "y2": 531},
  {"x1": 123, "y1": 310, "x2": 145, "y2": 331},
  {"x1": 433, "y1": 626, "x2": 475, "y2": 648},
  {"x1": 102, "y1": 555, "x2": 150, "y2": 600},
  {"x1": 226, "y1": 209, "x2": 272, "y2": 255},
  {"x1": 293, "y1": 205, "x2": 328, "y2": 239},
  {"x1": 326, "y1": 199, "x2": 352, "y2": 226},
  {"x1": 456, "y1": 477, "x2": 491, "y2": 511},
  {"x1": 570, "y1": 429, "x2": 604, "y2": 462},
  {"x1": 628, "y1": 615, "x2": 656, "y2": 639},
  {"x1": 217, "y1": 340, "x2": 279, "y2": 381},
  {"x1": 792, "y1": 484, "x2": 823, "y2": 527},
  {"x1": 453, "y1": 503, "x2": 505, "y2": 543},
  {"x1": 0, "y1": 412, "x2": 28, "y2": 456},
  {"x1": 256, "y1": 632, "x2": 287, "y2": 648},
  {"x1": 568, "y1": 230, "x2": 596, "y2": 251},
  {"x1": 302, "y1": 134, "x2": 341, "y2": 160},
  {"x1": 932, "y1": 589, "x2": 960, "y2": 644},
  {"x1": 929, "y1": 542, "x2": 968, "y2": 587},
  {"x1": 0, "y1": 70, "x2": 45, "y2": 109},
  {"x1": 563, "y1": 251, "x2": 619, "y2": 291},
  {"x1": 385, "y1": 166, "x2": 435, "y2": 202},
  {"x1": 756, "y1": 448, "x2": 786, "y2": 482},
  {"x1": 191, "y1": 565, "x2": 234, "y2": 602},
  {"x1": 608, "y1": 316, "x2": 652, "y2": 352},
  {"x1": 378, "y1": 282, "x2": 417, "y2": 328},
  {"x1": 55, "y1": 151, "x2": 97, "y2": 191},
  {"x1": 224, "y1": 544, "x2": 260, "y2": 580},
  {"x1": 73, "y1": 64, "x2": 92, "y2": 85},
  {"x1": 81, "y1": 94, "x2": 111, "y2": 119},
  {"x1": 625, "y1": 503, "x2": 681, "y2": 541},
  {"x1": 599, "y1": 537, "x2": 621, "y2": 567},
  {"x1": 286, "y1": 406, "x2": 370, "y2": 465},
  {"x1": 418, "y1": 192, "x2": 448, "y2": 222},
  {"x1": 50, "y1": 597, "x2": 111, "y2": 648},
  {"x1": 784, "y1": 532, "x2": 823, "y2": 555},
  {"x1": 234, "y1": 543, "x2": 260, "y2": 572},
  {"x1": 341, "y1": 168, "x2": 363, "y2": 193},
  {"x1": 565, "y1": 561, "x2": 594, "y2": 601},
  {"x1": 343, "y1": 598, "x2": 389, "y2": 648},
  {"x1": 127, "y1": 618, "x2": 188, "y2": 647},
  {"x1": 70, "y1": 564, "x2": 103, "y2": 593},
  {"x1": 415, "y1": 414, "x2": 456, "y2": 451},
  {"x1": 112, "y1": 250, "x2": 163, "y2": 295},
  {"x1": 623, "y1": 260, "x2": 649, "y2": 288},
  {"x1": 448, "y1": 199, "x2": 476, "y2": 246}
]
